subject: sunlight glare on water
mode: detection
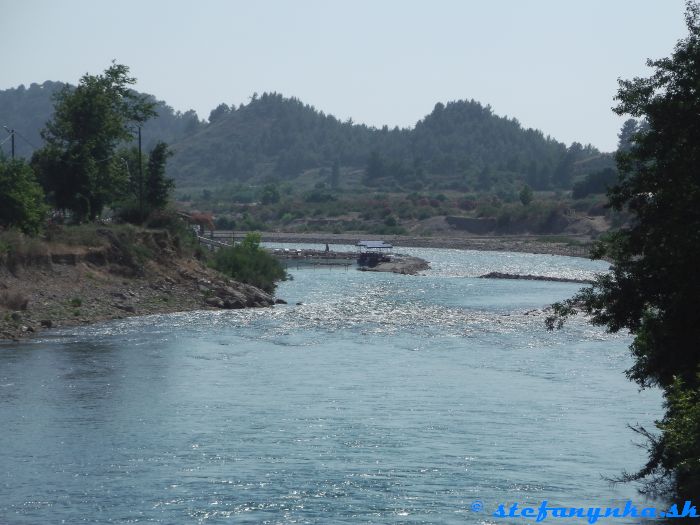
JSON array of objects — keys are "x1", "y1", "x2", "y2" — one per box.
[{"x1": 0, "y1": 248, "x2": 661, "y2": 524}]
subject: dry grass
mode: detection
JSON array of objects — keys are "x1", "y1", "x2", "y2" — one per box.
[
  {"x1": 43, "y1": 224, "x2": 109, "y2": 247},
  {"x1": 0, "y1": 290, "x2": 29, "y2": 311},
  {"x1": 0, "y1": 229, "x2": 49, "y2": 259}
]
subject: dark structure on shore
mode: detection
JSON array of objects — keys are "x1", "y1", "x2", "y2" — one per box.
[{"x1": 356, "y1": 240, "x2": 393, "y2": 268}]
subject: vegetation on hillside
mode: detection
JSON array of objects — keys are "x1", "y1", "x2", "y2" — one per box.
[
  {"x1": 171, "y1": 93, "x2": 606, "y2": 192},
  {"x1": 1, "y1": 82, "x2": 613, "y2": 197},
  {"x1": 0, "y1": 66, "x2": 623, "y2": 238},
  {"x1": 0, "y1": 80, "x2": 203, "y2": 159}
]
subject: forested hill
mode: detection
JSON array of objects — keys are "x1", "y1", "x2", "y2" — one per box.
[
  {"x1": 1, "y1": 85, "x2": 608, "y2": 192},
  {"x1": 0, "y1": 81, "x2": 204, "y2": 159},
  {"x1": 171, "y1": 93, "x2": 603, "y2": 191}
]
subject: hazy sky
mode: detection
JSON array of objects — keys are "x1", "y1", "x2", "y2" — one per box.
[{"x1": 1, "y1": 0, "x2": 689, "y2": 151}]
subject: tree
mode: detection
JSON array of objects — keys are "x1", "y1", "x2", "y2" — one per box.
[
  {"x1": 519, "y1": 184, "x2": 533, "y2": 206},
  {"x1": 617, "y1": 118, "x2": 640, "y2": 152},
  {"x1": 260, "y1": 183, "x2": 280, "y2": 204},
  {"x1": 547, "y1": 1, "x2": 700, "y2": 499},
  {"x1": 571, "y1": 167, "x2": 618, "y2": 199},
  {"x1": 330, "y1": 159, "x2": 340, "y2": 189},
  {"x1": 208, "y1": 103, "x2": 230, "y2": 123},
  {"x1": 552, "y1": 142, "x2": 582, "y2": 188},
  {"x1": 145, "y1": 141, "x2": 174, "y2": 210},
  {"x1": 0, "y1": 157, "x2": 46, "y2": 234},
  {"x1": 113, "y1": 141, "x2": 173, "y2": 223},
  {"x1": 364, "y1": 150, "x2": 385, "y2": 185},
  {"x1": 32, "y1": 62, "x2": 155, "y2": 221}
]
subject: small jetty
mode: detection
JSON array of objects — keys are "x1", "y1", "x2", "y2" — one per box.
[
  {"x1": 195, "y1": 232, "x2": 429, "y2": 275},
  {"x1": 271, "y1": 241, "x2": 429, "y2": 275}
]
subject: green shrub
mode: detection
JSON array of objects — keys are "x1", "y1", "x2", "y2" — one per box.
[
  {"x1": 0, "y1": 159, "x2": 47, "y2": 235},
  {"x1": 69, "y1": 297, "x2": 82, "y2": 307},
  {"x1": 211, "y1": 232, "x2": 286, "y2": 294}
]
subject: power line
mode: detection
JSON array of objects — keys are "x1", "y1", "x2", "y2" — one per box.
[
  {"x1": 2, "y1": 126, "x2": 14, "y2": 158},
  {"x1": 14, "y1": 130, "x2": 39, "y2": 150},
  {"x1": 2, "y1": 126, "x2": 40, "y2": 159}
]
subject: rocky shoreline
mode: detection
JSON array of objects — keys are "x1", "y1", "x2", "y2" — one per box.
[
  {"x1": 0, "y1": 228, "x2": 281, "y2": 341},
  {"x1": 478, "y1": 271, "x2": 594, "y2": 284}
]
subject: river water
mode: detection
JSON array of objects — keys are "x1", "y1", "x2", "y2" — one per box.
[{"x1": 0, "y1": 246, "x2": 663, "y2": 524}]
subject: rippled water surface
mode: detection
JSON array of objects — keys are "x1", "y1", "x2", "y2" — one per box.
[{"x1": 0, "y1": 248, "x2": 662, "y2": 524}]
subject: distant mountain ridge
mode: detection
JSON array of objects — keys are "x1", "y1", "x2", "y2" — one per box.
[{"x1": 0, "y1": 83, "x2": 611, "y2": 192}]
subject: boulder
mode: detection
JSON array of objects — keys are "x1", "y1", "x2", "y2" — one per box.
[
  {"x1": 238, "y1": 284, "x2": 274, "y2": 306},
  {"x1": 223, "y1": 298, "x2": 245, "y2": 309},
  {"x1": 214, "y1": 287, "x2": 248, "y2": 308},
  {"x1": 215, "y1": 286, "x2": 237, "y2": 297},
  {"x1": 113, "y1": 303, "x2": 136, "y2": 313},
  {"x1": 205, "y1": 296, "x2": 224, "y2": 308}
]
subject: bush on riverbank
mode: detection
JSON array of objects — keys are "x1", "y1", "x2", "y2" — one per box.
[
  {"x1": 0, "y1": 158, "x2": 47, "y2": 235},
  {"x1": 210, "y1": 233, "x2": 286, "y2": 294}
]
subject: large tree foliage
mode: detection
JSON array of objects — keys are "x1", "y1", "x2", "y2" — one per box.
[
  {"x1": 32, "y1": 63, "x2": 156, "y2": 221},
  {"x1": 0, "y1": 157, "x2": 46, "y2": 235},
  {"x1": 145, "y1": 141, "x2": 174, "y2": 211},
  {"x1": 0, "y1": 81, "x2": 203, "y2": 161},
  {"x1": 114, "y1": 141, "x2": 174, "y2": 223},
  {"x1": 547, "y1": 1, "x2": 700, "y2": 498}
]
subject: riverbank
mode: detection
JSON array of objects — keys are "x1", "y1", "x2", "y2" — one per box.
[
  {"x1": 1, "y1": 228, "x2": 593, "y2": 341},
  {"x1": 256, "y1": 231, "x2": 593, "y2": 258},
  {"x1": 0, "y1": 226, "x2": 278, "y2": 341}
]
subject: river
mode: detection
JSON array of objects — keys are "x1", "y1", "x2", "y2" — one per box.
[{"x1": 0, "y1": 246, "x2": 663, "y2": 524}]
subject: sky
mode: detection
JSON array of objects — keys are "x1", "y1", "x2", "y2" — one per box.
[{"x1": 1, "y1": 0, "x2": 690, "y2": 152}]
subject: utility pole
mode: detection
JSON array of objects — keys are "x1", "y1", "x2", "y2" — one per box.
[{"x1": 2, "y1": 126, "x2": 14, "y2": 159}]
